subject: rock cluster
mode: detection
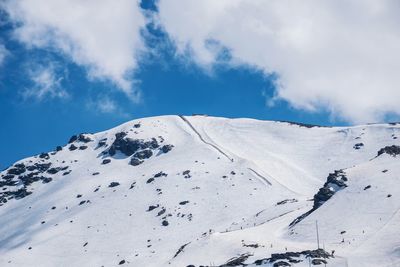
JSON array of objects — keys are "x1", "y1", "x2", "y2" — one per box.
[
  {"x1": 353, "y1": 143, "x2": 364, "y2": 150},
  {"x1": 0, "y1": 161, "x2": 68, "y2": 205},
  {"x1": 146, "y1": 172, "x2": 168, "y2": 184},
  {"x1": 276, "y1": 199, "x2": 298, "y2": 205},
  {"x1": 313, "y1": 170, "x2": 347, "y2": 209},
  {"x1": 278, "y1": 120, "x2": 324, "y2": 128},
  {"x1": 377, "y1": 145, "x2": 400, "y2": 157},
  {"x1": 68, "y1": 134, "x2": 92, "y2": 144},
  {"x1": 219, "y1": 253, "x2": 251, "y2": 266},
  {"x1": 290, "y1": 170, "x2": 347, "y2": 226},
  {"x1": 105, "y1": 132, "x2": 174, "y2": 166},
  {"x1": 253, "y1": 249, "x2": 332, "y2": 266}
]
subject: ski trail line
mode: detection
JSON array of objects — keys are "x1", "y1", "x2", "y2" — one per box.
[
  {"x1": 178, "y1": 115, "x2": 234, "y2": 162},
  {"x1": 179, "y1": 116, "x2": 273, "y2": 188},
  {"x1": 354, "y1": 205, "x2": 400, "y2": 252},
  {"x1": 219, "y1": 208, "x2": 299, "y2": 234},
  {"x1": 248, "y1": 168, "x2": 272, "y2": 186}
]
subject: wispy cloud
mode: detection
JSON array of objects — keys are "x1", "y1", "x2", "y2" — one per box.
[
  {"x1": 86, "y1": 96, "x2": 129, "y2": 117},
  {"x1": 22, "y1": 63, "x2": 68, "y2": 100},
  {"x1": 90, "y1": 97, "x2": 117, "y2": 114},
  {"x1": 2, "y1": 0, "x2": 146, "y2": 101},
  {"x1": 0, "y1": 43, "x2": 9, "y2": 66}
]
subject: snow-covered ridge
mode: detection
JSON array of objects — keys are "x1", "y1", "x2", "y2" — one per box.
[{"x1": 1, "y1": 115, "x2": 400, "y2": 267}]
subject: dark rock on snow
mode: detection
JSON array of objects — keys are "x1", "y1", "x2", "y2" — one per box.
[
  {"x1": 183, "y1": 170, "x2": 191, "y2": 179},
  {"x1": 290, "y1": 170, "x2": 347, "y2": 226},
  {"x1": 353, "y1": 143, "x2": 364, "y2": 149},
  {"x1": 154, "y1": 171, "x2": 167, "y2": 178},
  {"x1": 108, "y1": 133, "x2": 158, "y2": 157},
  {"x1": 253, "y1": 249, "x2": 332, "y2": 266},
  {"x1": 97, "y1": 138, "x2": 107, "y2": 148},
  {"x1": 39, "y1": 153, "x2": 50, "y2": 160},
  {"x1": 133, "y1": 149, "x2": 153, "y2": 160},
  {"x1": 147, "y1": 205, "x2": 159, "y2": 211},
  {"x1": 7, "y1": 163, "x2": 26, "y2": 175},
  {"x1": 47, "y1": 167, "x2": 61, "y2": 174},
  {"x1": 69, "y1": 134, "x2": 92, "y2": 144},
  {"x1": 107, "y1": 132, "x2": 173, "y2": 167},
  {"x1": 129, "y1": 158, "x2": 143, "y2": 166},
  {"x1": 377, "y1": 145, "x2": 400, "y2": 157},
  {"x1": 102, "y1": 159, "x2": 111, "y2": 165},
  {"x1": 160, "y1": 144, "x2": 174, "y2": 153},
  {"x1": 219, "y1": 253, "x2": 251, "y2": 266},
  {"x1": 108, "y1": 182, "x2": 120, "y2": 188}
]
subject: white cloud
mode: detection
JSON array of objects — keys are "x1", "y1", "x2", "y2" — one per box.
[
  {"x1": 3, "y1": 0, "x2": 146, "y2": 101},
  {"x1": 158, "y1": 0, "x2": 400, "y2": 123},
  {"x1": 86, "y1": 96, "x2": 129, "y2": 117},
  {"x1": 92, "y1": 97, "x2": 117, "y2": 114},
  {"x1": 22, "y1": 63, "x2": 68, "y2": 100},
  {"x1": 0, "y1": 43, "x2": 8, "y2": 66}
]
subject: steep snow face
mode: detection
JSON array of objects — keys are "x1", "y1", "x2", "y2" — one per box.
[
  {"x1": 0, "y1": 116, "x2": 399, "y2": 267},
  {"x1": 290, "y1": 154, "x2": 400, "y2": 267}
]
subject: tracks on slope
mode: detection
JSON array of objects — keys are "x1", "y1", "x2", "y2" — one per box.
[
  {"x1": 220, "y1": 208, "x2": 299, "y2": 234},
  {"x1": 354, "y1": 205, "x2": 400, "y2": 253},
  {"x1": 248, "y1": 168, "x2": 272, "y2": 186},
  {"x1": 179, "y1": 116, "x2": 276, "y2": 188},
  {"x1": 179, "y1": 115, "x2": 234, "y2": 162}
]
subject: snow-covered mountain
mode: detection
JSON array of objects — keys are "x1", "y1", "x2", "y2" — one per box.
[{"x1": 1, "y1": 115, "x2": 400, "y2": 267}]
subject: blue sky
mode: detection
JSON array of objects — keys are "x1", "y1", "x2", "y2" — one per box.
[{"x1": 1, "y1": 0, "x2": 399, "y2": 169}]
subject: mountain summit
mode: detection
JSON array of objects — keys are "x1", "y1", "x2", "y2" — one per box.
[{"x1": 1, "y1": 115, "x2": 400, "y2": 267}]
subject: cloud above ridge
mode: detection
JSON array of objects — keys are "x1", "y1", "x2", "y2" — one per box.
[{"x1": 157, "y1": 0, "x2": 400, "y2": 123}]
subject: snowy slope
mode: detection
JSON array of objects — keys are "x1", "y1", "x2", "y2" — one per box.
[{"x1": 1, "y1": 115, "x2": 399, "y2": 267}]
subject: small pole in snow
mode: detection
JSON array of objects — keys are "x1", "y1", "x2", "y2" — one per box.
[{"x1": 316, "y1": 220, "x2": 320, "y2": 249}]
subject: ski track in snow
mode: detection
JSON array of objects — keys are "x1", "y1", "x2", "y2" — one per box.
[
  {"x1": 178, "y1": 115, "x2": 234, "y2": 162},
  {"x1": 180, "y1": 116, "x2": 274, "y2": 188},
  {"x1": 247, "y1": 168, "x2": 272, "y2": 186},
  {"x1": 219, "y1": 208, "x2": 299, "y2": 234},
  {"x1": 354, "y1": 205, "x2": 400, "y2": 253},
  {"x1": 178, "y1": 115, "x2": 283, "y2": 237},
  {"x1": 202, "y1": 119, "x2": 322, "y2": 195}
]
